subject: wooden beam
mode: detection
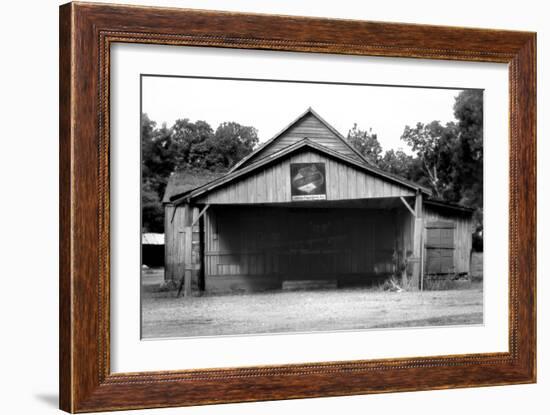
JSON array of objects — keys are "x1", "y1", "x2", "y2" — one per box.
[
  {"x1": 177, "y1": 227, "x2": 193, "y2": 298},
  {"x1": 176, "y1": 204, "x2": 193, "y2": 298},
  {"x1": 191, "y1": 204, "x2": 210, "y2": 227},
  {"x1": 183, "y1": 227, "x2": 192, "y2": 297},
  {"x1": 411, "y1": 192, "x2": 424, "y2": 290},
  {"x1": 169, "y1": 204, "x2": 178, "y2": 223},
  {"x1": 399, "y1": 196, "x2": 416, "y2": 217}
]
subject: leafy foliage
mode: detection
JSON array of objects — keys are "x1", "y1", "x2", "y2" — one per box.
[
  {"x1": 141, "y1": 114, "x2": 258, "y2": 232},
  {"x1": 348, "y1": 90, "x2": 484, "y2": 239},
  {"x1": 400, "y1": 120, "x2": 459, "y2": 199},
  {"x1": 347, "y1": 124, "x2": 382, "y2": 164}
]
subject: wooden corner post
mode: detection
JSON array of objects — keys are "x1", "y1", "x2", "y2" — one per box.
[
  {"x1": 411, "y1": 191, "x2": 424, "y2": 290},
  {"x1": 179, "y1": 204, "x2": 192, "y2": 297}
]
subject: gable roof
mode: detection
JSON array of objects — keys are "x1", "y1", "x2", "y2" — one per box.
[
  {"x1": 229, "y1": 107, "x2": 374, "y2": 172},
  {"x1": 170, "y1": 137, "x2": 431, "y2": 205}
]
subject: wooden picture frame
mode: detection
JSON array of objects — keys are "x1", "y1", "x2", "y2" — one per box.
[{"x1": 59, "y1": 2, "x2": 536, "y2": 412}]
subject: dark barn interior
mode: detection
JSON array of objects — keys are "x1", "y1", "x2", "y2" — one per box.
[{"x1": 202, "y1": 203, "x2": 411, "y2": 293}]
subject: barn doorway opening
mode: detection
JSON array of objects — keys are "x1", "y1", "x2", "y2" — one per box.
[{"x1": 202, "y1": 202, "x2": 405, "y2": 293}]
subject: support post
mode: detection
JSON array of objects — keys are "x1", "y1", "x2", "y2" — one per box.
[
  {"x1": 177, "y1": 204, "x2": 193, "y2": 298},
  {"x1": 191, "y1": 204, "x2": 210, "y2": 227},
  {"x1": 411, "y1": 191, "x2": 424, "y2": 290},
  {"x1": 183, "y1": 227, "x2": 192, "y2": 297}
]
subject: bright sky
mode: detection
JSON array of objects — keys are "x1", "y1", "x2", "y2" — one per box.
[{"x1": 142, "y1": 76, "x2": 466, "y2": 155}]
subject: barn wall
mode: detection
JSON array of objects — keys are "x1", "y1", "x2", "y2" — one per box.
[
  {"x1": 164, "y1": 205, "x2": 185, "y2": 282},
  {"x1": 394, "y1": 208, "x2": 415, "y2": 286},
  {"x1": 164, "y1": 204, "x2": 201, "y2": 284},
  {"x1": 245, "y1": 112, "x2": 363, "y2": 165},
  {"x1": 423, "y1": 205, "x2": 474, "y2": 275},
  {"x1": 196, "y1": 150, "x2": 414, "y2": 204},
  {"x1": 203, "y1": 206, "x2": 407, "y2": 293}
]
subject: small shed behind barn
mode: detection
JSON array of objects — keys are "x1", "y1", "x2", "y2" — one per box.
[
  {"x1": 141, "y1": 233, "x2": 165, "y2": 267},
  {"x1": 163, "y1": 108, "x2": 475, "y2": 296}
]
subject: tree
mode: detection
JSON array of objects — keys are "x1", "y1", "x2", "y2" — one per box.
[
  {"x1": 347, "y1": 124, "x2": 383, "y2": 164},
  {"x1": 141, "y1": 118, "x2": 174, "y2": 199},
  {"x1": 170, "y1": 119, "x2": 214, "y2": 170},
  {"x1": 452, "y1": 89, "x2": 484, "y2": 229},
  {"x1": 140, "y1": 114, "x2": 259, "y2": 232},
  {"x1": 379, "y1": 149, "x2": 414, "y2": 178},
  {"x1": 212, "y1": 122, "x2": 259, "y2": 168},
  {"x1": 400, "y1": 120, "x2": 458, "y2": 199},
  {"x1": 397, "y1": 90, "x2": 483, "y2": 230},
  {"x1": 141, "y1": 180, "x2": 165, "y2": 233},
  {"x1": 452, "y1": 90, "x2": 483, "y2": 205}
]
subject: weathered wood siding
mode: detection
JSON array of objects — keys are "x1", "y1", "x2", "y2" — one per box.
[
  {"x1": 244, "y1": 112, "x2": 363, "y2": 166},
  {"x1": 164, "y1": 204, "x2": 185, "y2": 282},
  {"x1": 164, "y1": 205, "x2": 202, "y2": 286},
  {"x1": 394, "y1": 207, "x2": 415, "y2": 286},
  {"x1": 196, "y1": 150, "x2": 414, "y2": 204},
  {"x1": 423, "y1": 206, "x2": 474, "y2": 275},
  {"x1": 203, "y1": 206, "x2": 412, "y2": 293}
]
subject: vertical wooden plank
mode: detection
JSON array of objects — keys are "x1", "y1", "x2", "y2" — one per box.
[
  {"x1": 254, "y1": 174, "x2": 260, "y2": 203},
  {"x1": 338, "y1": 164, "x2": 346, "y2": 199},
  {"x1": 229, "y1": 180, "x2": 237, "y2": 203},
  {"x1": 283, "y1": 160, "x2": 291, "y2": 201},
  {"x1": 164, "y1": 205, "x2": 174, "y2": 281},
  {"x1": 183, "y1": 227, "x2": 192, "y2": 296},
  {"x1": 273, "y1": 164, "x2": 279, "y2": 203},
  {"x1": 327, "y1": 159, "x2": 336, "y2": 200},
  {"x1": 267, "y1": 166, "x2": 274, "y2": 203},
  {"x1": 356, "y1": 171, "x2": 365, "y2": 198},
  {"x1": 237, "y1": 178, "x2": 245, "y2": 203},
  {"x1": 255, "y1": 171, "x2": 262, "y2": 203},
  {"x1": 411, "y1": 192, "x2": 424, "y2": 290},
  {"x1": 204, "y1": 210, "x2": 211, "y2": 277},
  {"x1": 259, "y1": 170, "x2": 267, "y2": 202},
  {"x1": 275, "y1": 163, "x2": 282, "y2": 202},
  {"x1": 178, "y1": 204, "x2": 192, "y2": 296},
  {"x1": 366, "y1": 174, "x2": 374, "y2": 198},
  {"x1": 384, "y1": 179, "x2": 391, "y2": 198},
  {"x1": 374, "y1": 177, "x2": 383, "y2": 198},
  {"x1": 281, "y1": 163, "x2": 287, "y2": 202},
  {"x1": 248, "y1": 176, "x2": 255, "y2": 204},
  {"x1": 333, "y1": 161, "x2": 339, "y2": 200},
  {"x1": 348, "y1": 168, "x2": 356, "y2": 198}
]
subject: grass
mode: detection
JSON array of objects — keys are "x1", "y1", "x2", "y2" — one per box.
[{"x1": 141, "y1": 268, "x2": 483, "y2": 339}]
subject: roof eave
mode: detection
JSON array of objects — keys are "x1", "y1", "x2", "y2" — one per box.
[
  {"x1": 179, "y1": 139, "x2": 430, "y2": 205},
  {"x1": 424, "y1": 198, "x2": 476, "y2": 214}
]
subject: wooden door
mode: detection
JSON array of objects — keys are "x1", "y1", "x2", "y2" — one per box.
[{"x1": 425, "y1": 221, "x2": 456, "y2": 275}]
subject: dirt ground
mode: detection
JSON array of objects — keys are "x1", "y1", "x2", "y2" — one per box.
[{"x1": 141, "y1": 268, "x2": 483, "y2": 339}]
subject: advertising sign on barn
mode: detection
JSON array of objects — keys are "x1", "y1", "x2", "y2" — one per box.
[{"x1": 290, "y1": 163, "x2": 327, "y2": 201}]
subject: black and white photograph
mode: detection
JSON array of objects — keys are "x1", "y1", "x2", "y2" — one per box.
[{"x1": 140, "y1": 75, "x2": 484, "y2": 339}]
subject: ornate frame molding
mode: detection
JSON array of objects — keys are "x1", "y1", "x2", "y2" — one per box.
[{"x1": 60, "y1": 2, "x2": 536, "y2": 412}]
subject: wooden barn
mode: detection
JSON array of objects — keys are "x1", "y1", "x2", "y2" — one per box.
[{"x1": 163, "y1": 108, "x2": 474, "y2": 296}]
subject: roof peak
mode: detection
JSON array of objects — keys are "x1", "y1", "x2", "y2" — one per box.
[{"x1": 229, "y1": 107, "x2": 374, "y2": 172}]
